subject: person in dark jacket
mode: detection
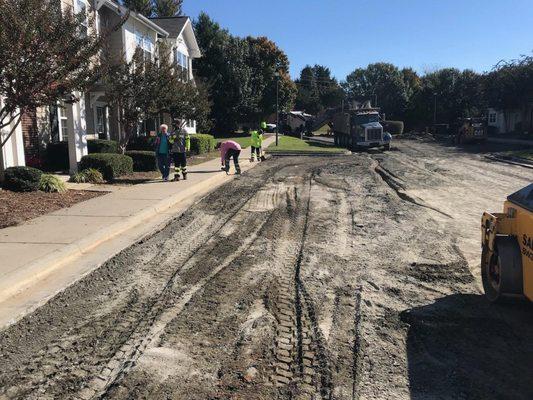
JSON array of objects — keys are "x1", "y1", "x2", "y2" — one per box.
[
  {"x1": 169, "y1": 127, "x2": 191, "y2": 181},
  {"x1": 154, "y1": 124, "x2": 171, "y2": 181}
]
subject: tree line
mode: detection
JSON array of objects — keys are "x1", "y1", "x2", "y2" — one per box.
[
  {"x1": 294, "y1": 55, "x2": 533, "y2": 131},
  {"x1": 122, "y1": 0, "x2": 183, "y2": 17},
  {"x1": 192, "y1": 13, "x2": 296, "y2": 134}
]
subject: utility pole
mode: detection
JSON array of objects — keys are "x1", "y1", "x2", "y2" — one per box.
[
  {"x1": 275, "y1": 71, "x2": 280, "y2": 146},
  {"x1": 433, "y1": 92, "x2": 437, "y2": 128}
]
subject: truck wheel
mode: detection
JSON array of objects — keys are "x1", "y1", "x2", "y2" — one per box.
[{"x1": 481, "y1": 236, "x2": 523, "y2": 303}]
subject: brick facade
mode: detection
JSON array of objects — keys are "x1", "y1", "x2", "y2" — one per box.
[{"x1": 21, "y1": 109, "x2": 40, "y2": 161}]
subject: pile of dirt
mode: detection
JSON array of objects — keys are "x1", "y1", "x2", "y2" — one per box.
[{"x1": 0, "y1": 189, "x2": 105, "y2": 229}]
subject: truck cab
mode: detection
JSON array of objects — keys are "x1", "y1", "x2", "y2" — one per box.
[{"x1": 333, "y1": 109, "x2": 389, "y2": 150}]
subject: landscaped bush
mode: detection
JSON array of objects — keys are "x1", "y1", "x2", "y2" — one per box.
[
  {"x1": 127, "y1": 135, "x2": 155, "y2": 151},
  {"x1": 80, "y1": 154, "x2": 133, "y2": 181},
  {"x1": 382, "y1": 121, "x2": 404, "y2": 135},
  {"x1": 3, "y1": 166, "x2": 43, "y2": 192},
  {"x1": 190, "y1": 134, "x2": 215, "y2": 155},
  {"x1": 39, "y1": 174, "x2": 67, "y2": 193},
  {"x1": 69, "y1": 168, "x2": 104, "y2": 184},
  {"x1": 87, "y1": 139, "x2": 118, "y2": 154},
  {"x1": 125, "y1": 151, "x2": 158, "y2": 172},
  {"x1": 45, "y1": 141, "x2": 69, "y2": 171}
]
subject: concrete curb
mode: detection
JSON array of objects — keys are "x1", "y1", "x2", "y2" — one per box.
[
  {"x1": 0, "y1": 161, "x2": 252, "y2": 305},
  {"x1": 267, "y1": 151, "x2": 351, "y2": 157},
  {"x1": 485, "y1": 155, "x2": 533, "y2": 170}
]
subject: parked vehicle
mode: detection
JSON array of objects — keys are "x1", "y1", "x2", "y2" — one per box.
[
  {"x1": 454, "y1": 117, "x2": 487, "y2": 144},
  {"x1": 481, "y1": 183, "x2": 533, "y2": 303},
  {"x1": 332, "y1": 105, "x2": 390, "y2": 151}
]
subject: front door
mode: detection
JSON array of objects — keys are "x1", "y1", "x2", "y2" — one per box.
[{"x1": 95, "y1": 106, "x2": 108, "y2": 139}]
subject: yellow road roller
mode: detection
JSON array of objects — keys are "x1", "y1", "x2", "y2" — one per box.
[{"x1": 481, "y1": 183, "x2": 533, "y2": 302}]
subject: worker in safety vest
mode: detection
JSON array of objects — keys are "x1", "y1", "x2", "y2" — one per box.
[
  {"x1": 169, "y1": 126, "x2": 191, "y2": 181},
  {"x1": 250, "y1": 122, "x2": 265, "y2": 162}
]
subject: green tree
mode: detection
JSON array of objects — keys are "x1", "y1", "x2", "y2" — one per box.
[
  {"x1": 0, "y1": 0, "x2": 122, "y2": 153},
  {"x1": 343, "y1": 63, "x2": 409, "y2": 119},
  {"x1": 153, "y1": 0, "x2": 182, "y2": 17},
  {"x1": 484, "y1": 55, "x2": 533, "y2": 132},
  {"x1": 295, "y1": 65, "x2": 343, "y2": 114},
  {"x1": 123, "y1": 0, "x2": 153, "y2": 17},
  {"x1": 194, "y1": 13, "x2": 295, "y2": 133}
]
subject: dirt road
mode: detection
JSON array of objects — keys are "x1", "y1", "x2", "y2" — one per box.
[{"x1": 1, "y1": 138, "x2": 532, "y2": 400}]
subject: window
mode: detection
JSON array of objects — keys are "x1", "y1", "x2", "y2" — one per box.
[
  {"x1": 489, "y1": 113, "x2": 496, "y2": 124},
  {"x1": 58, "y1": 102, "x2": 69, "y2": 141},
  {"x1": 75, "y1": 0, "x2": 88, "y2": 37},
  {"x1": 135, "y1": 31, "x2": 154, "y2": 61}
]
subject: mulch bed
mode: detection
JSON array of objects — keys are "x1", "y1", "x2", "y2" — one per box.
[{"x1": 0, "y1": 189, "x2": 105, "y2": 229}]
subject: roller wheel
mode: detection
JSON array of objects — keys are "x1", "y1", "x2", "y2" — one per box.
[{"x1": 481, "y1": 236, "x2": 523, "y2": 303}]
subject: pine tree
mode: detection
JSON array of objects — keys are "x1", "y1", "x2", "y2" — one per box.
[
  {"x1": 153, "y1": 0, "x2": 183, "y2": 17},
  {"x1": 123, "y1": 0, "x2": 153, "y2": 17}
]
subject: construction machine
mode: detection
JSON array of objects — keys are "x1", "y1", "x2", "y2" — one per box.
[
  {"x1": 331, "y1": 103, "x2": 390, "y2": 151},
  {"x1": 481, "y1": 183, "x2": 533, "y2": 302},
  {"x1": 454, "y1": 117, "x2": 487, "y2": 144}
]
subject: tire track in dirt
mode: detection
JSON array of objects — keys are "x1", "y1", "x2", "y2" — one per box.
[
  {"x1": 0, "y1": 163, "x2": 289, "y2": 399},
  {"x1": 271, "y1": 173, "x2": 340, "y2": 400}
]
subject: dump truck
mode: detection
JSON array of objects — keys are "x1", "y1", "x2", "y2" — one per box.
[
  {"x1": 481, "y1": 183, "x2": 533, "y2": 302},
  {"x1": 454, "y1": 117, "x2": 487, "y2": 144},
  {"x1": 332, "y1": 106, "x2": 390, "y2": 151}
]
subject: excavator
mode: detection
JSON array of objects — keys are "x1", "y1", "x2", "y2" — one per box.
[{"x1": 481, "y1": 183, "x2": 533, "y2": 302}]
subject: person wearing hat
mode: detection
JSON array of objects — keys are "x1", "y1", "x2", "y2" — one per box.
[{"x1": 250, "y1": 122, "x2": 265, "y2": 162}]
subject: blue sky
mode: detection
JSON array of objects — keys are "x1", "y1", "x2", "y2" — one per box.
[{"x1": 183, "y1": 0, "x2": 533, "y2": 81}]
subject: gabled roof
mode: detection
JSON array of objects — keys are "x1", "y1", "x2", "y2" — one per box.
[
  {"x1": 149, "y1": 16, "x2": 188, "y2": 38},
  {"x1": 100, "y1": 0, "x2": 169, "y2": 37},
  {"x1": 150, "y1": 17, "x2": 201, "y2": 58}
]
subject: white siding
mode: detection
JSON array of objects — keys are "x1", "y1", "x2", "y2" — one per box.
[{"x1": 0, "y1": 97, "x2": 25, "y2": 172}]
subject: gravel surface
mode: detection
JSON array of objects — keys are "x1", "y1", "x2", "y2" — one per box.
[
  {"x1": 0, "y1": 189, "x2": 105, "y2": 229},
  {"x1": 0, "y1": 139, "x2": 532, "y2": 399}
]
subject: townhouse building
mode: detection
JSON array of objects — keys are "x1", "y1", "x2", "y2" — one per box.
[{"x1": 0, "y1": 0, "x2": 201, "y2": 175}]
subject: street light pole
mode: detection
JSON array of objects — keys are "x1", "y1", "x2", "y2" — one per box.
[
  {"x1": 275, "y1": 72, "x2": 280, "y2": 146},
  {"x1": 433, "y1": 92, "x2": 437, "y2": 127}
]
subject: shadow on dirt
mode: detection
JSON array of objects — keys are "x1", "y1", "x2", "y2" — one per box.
[{"x1": 401, "y1": 293, "x2": 533, "y2": 400}]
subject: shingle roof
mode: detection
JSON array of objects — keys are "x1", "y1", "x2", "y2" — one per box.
[{"x1": 149, "y1": 17, "x2": 189, "y2": 38}]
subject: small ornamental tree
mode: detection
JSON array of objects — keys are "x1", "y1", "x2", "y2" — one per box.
[
  {"x1": 103, "y1": 49, "x2": 159, "y2": 153},
  {"x1": 0, "y1": 0, "x2": 124, "y2": 153},
  {"x1": 155, "y1": 45, "x2": 212, "y2": 131}
]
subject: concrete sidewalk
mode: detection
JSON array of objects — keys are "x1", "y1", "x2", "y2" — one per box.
[{"x1": 0, "y1": 137, "x2": 275, "y2": 328}]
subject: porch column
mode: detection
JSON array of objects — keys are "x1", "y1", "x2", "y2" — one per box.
[
  {"x1": 0, "y1": 114, "x2": 26, "y2": 177},
  {"x1": 67, "y1": 92, "x2": 88, "y2": 174}
]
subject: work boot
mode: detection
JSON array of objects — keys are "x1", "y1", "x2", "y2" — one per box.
[
  {"x1": 183, "y1": 172, "x2": 187, "y2": 180},
  {"x1": 236, "y1": 167, "x2": 242, "y2": 175},
  {"x1": 174, "y1": 174, "x2": 180, "y2": 181}
]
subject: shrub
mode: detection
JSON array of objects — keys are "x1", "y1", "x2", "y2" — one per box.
[
  {"x1": 45, "y1": 141, "x2": 69, "y2": 171},
  {"x1": 87, "y1": 139, "x2": 118, "y2": 154},
  {"x1": 80, "y1": 154, "x2": 133, "y2": 181},
  {"x1": 127, "y1": 135, "x2": 155, "y2": 151},
  {"x1": 382, "y1": 121, "x2": 404, "y2": 135},
  {"x1": 190, "y1": 134, "x2": 215, "y2": 155},
  {"x1": 82, "y1": 168, "x2": 104, "y2": 183},
  {"x1": 69, "y1": 168, "x2": 104, "y2": 184},
  {"x1": 39, "y1": 174, "x2": 67, "y2": 193},
  {"x1": 3, "y1": 166, "x2": 43, "y2": 192},
  {"x1": 69, "y1": 172, "x2": 87, "y2": 183},
  {"x1": 125, "y1": 151, "x2": 158, "y2": 172}
]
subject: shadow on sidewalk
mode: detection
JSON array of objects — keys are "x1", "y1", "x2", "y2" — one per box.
[{"x1": 400, "y1": 293, "x2": 533, "y2": 399}]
